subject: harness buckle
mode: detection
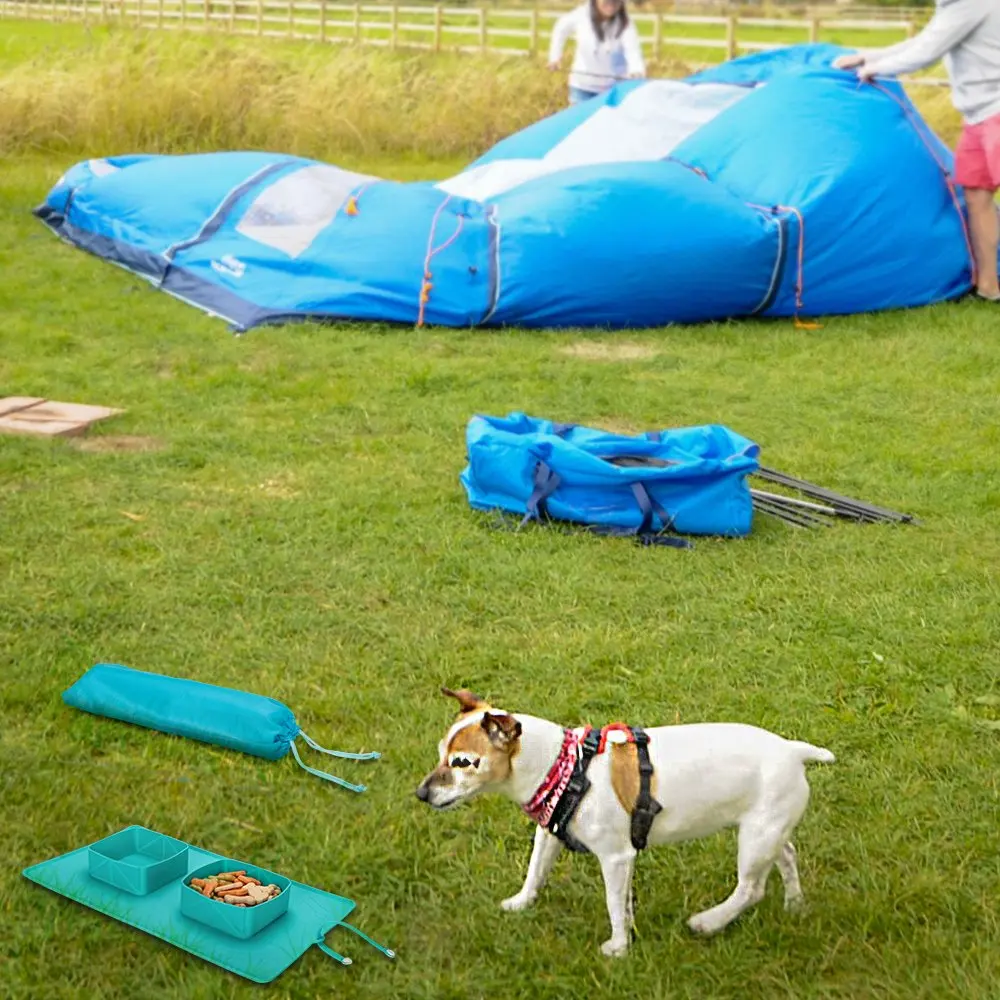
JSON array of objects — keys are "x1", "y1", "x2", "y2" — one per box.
[
  {"x1": 629, "y1": 799, "x2": 664, "y2": 852},
  {"x1": 628, "y1": 725, "x2": 664, "y2": 852}
]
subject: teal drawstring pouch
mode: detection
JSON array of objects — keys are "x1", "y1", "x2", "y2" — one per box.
[
  {"x1": 22, "y1": 825, "x2": 396, "y2": 982},
  {"x1": 63, "y1": 663, "x2": 380, "y2": 793}
]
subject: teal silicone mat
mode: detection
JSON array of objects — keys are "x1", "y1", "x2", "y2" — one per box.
[{"x1": 22, "y1": 825, "x2": 395, "y2": 984}]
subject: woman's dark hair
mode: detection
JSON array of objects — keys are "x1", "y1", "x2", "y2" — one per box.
[{"x1": 589, "y1": 0, "x2": 628, "y2": 41}]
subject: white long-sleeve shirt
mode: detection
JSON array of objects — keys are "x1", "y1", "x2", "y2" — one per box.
[
  {"x1": 861, "y1": 0, "x2": 1000, "y2": 124},
  {"x1": 548, "y1": 4, "x2": 646, "y2": 94}
]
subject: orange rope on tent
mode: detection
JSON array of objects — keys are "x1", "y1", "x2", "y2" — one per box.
[
  {"x1": 774, "y1": 204, "x2": 821, "y2": 330},
  {"x1": 746, "y1": 202, "x2": 820, "y2": 330},
  {"x1": 430, "y1": 214, "x2": 466, "y2": 260},
  {"x1": 666, "y1": 156, "x2": 710, "y2": 181},
  {"x1": 345, "y1": 181, "x2": 378, "y2": 218},
  {"x1": 417, "y1": 195, "x2": 468, "y2": 328}
]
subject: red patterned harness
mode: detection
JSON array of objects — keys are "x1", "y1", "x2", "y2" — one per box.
[
  {"x1": 522, "y1": 726, "x2": 590, "y2": 828},
  {"x1": 522, "y1": 723, "x2": 661, "y2": 853}
]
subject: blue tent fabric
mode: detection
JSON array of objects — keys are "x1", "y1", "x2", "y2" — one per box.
[
  {"x1": 461, "y1": 413, "x2": 760, "y2": 537},
  {"x1": 35, "y1": 44, "x2": 981, "y2": 331}
]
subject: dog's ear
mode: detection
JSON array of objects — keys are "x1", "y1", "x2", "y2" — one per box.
[
  {"x1": 481, "y1": 711, "x2": 522, "y2": 747},
  {"x1": 441, "y1": 686, "x2": 487, "y2": 714}
]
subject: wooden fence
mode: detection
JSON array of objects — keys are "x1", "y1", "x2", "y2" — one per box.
[{"x1": 0, "y1": 0, "x2": 948, "y2": 85}]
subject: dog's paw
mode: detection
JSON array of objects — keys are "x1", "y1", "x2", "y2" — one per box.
[
  {"x1": 500, "y1": 893, "x2": 533, "y2": 912},
  {"x1": 784, "y1": 894, "x2": 807, "y2": 915},
  {"x1": 600, "y1": 938, "x2": 630, "y2": 958},
  {"x1": 686, "y1": 912, "x2": 723, "y2": 936}
]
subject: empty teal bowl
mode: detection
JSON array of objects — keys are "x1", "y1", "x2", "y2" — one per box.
[
  {"x1": 180, "y1": 858, "x2": 292, "y2": 940},
  {"x1": 87, "y1": 825, "x2": 189, "y2": 896}
]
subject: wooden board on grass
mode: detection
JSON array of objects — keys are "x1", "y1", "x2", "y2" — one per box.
[{"x1": 0, "y1": 397, "x2": 124, "y2": 437}]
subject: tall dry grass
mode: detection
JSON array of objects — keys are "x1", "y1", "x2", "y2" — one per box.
[
  {"x1": 911, "y1": 84, "x2": 962, "y2": 147},
  {"x1": 0, "y1": 27, "x2": 960, "y2": 163},
  {"x1": 0, "y1": 30, "x2": 569, "y2": 161}
]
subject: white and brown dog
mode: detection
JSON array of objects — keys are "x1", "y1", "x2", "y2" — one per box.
[{"x1": 416, "y1": 687, "x2": 834, "y2": 958}]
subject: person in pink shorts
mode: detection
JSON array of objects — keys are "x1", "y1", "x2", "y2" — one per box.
[{"x1": 834, "y1": 0, "x2": 1000, "y2": 302}]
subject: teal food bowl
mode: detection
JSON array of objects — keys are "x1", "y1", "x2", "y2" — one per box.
[
  {"x1": 87, "y1": 825, "x2": 189, "y2": 896},
  {"x1": 180, "y1": 858, "x2": 292, "y2": 940}
]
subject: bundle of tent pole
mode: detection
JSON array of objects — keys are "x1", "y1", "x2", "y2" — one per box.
[{"x1": 749, "y1": 467, "x2": 919, "y2": 529}]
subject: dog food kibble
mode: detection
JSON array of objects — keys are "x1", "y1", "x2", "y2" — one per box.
[{"x1": 188, "y1": 871, "x2": 282, "y2": 907}]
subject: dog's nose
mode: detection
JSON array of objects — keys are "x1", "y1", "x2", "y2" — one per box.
[{"x1": 415, "y1": 783, "x2": 430, "y2": 802}]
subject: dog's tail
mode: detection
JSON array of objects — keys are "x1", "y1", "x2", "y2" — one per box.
[{"x1": 790, "y1": 741, "x2": 835, "y2": 764}]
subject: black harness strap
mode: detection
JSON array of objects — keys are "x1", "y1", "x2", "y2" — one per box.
[
  {"x1": 542, "y1": 726, "x2": 664, "y2": 855},
  {"x1": 546, "y1": 728, "x2": 602, "y2": 853},
  {"x1": 629, "y1": 727, "x2": 663, "y2": 851}
]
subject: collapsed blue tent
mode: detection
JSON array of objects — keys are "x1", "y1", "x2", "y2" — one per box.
[{"x1": 35, "y1": 43, "x2": 979, "y2": 332}]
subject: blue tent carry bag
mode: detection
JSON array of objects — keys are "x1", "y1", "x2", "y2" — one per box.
[
  {"x1": 460, "y1": 413, "x2": 760, "y2": 543},
  {"x1": 63, "y1": 664, "x2": 381, "y2": 793}
]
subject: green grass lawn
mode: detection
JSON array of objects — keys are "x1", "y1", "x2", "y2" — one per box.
[{"x1": 2, "y1": 94, "x2": 1000, "y2": 1000}]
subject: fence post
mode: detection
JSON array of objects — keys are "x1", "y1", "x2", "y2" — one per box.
[
  {"x1": 433, "y1": 3, "x2": 442, "y2": 52},
  {"x1": 229, "y1": 0, "x2": 235, "y2": 31},
  {"x1": 529, "y1": 5, "x2": 538, "y2": 57},
  {"x1": 652, "y1": 11, "x2": 661, "y2": 64},
  {"x1": 353, "y1": 1, "x2": 360, "y2": 43},
  {"x1": 137, "y1": 0, "x2": 143, "y2": 25},
  {"x1": 478, "y1": 6, "x2": 486, "y2": 52},
  {"x1": 318, "y1": 0, "x2": 326, "y2": 40},
  {"x1": 725, "y1": 14, "x2": 736, "y2": 60},
  {"x1": 256, "y1": 0, "x2": 261, "y2": 34},
  {"x1": 157, "y1": 0, "x2": 163, "y2": 28},
  {"x1": 808, "y1": 16, "x2": 819, "y2": 43},
  {"x1": 390, "y1": 0, "x2": 398, "y2": 49},
  {"x1": 286, "y1": 0, "x2": 292, "y2": 38}
]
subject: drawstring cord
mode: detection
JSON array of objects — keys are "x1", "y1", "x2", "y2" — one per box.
[
  {"x1": 289, "y1": 729, "x2": 380, "y2": 794},
  {"x1": 316, "y1": 922, "x2": 396, "y2": 966},
  {"x1": 299, "y1": 729, "x2": 381, "y2": 761},
  {"x1": 317, "y1": 941, "x2": 352, "y2": 965},
  {"x1": 341, "y1": 921, "x2": 397, "y2": 959}
]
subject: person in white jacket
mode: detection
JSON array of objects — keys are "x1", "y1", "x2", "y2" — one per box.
[
  {"x1": 834, "y1": 0, "x2": 1000, "y2": 301},
  {"x1": 547, "y1": 0, "x2": 646, "y2": 105}
]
